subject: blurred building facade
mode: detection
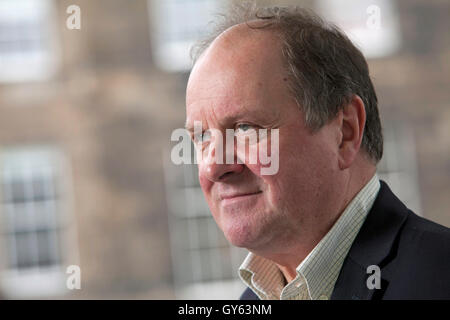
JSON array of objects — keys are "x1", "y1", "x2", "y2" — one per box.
[{"x1": 0, "y1": 0, "x2": 448, "y2": 299}]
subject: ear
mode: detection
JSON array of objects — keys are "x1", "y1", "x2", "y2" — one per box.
[{"x1": 337, "y1": 95, "x2": 366, "y2": 170}]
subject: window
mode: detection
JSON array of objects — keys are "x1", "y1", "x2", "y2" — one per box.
[
  {"x1": 164, "y1": 147, "x2": 246, "y2": 299},
  {"x1": 148, "y1": 0, "x2": 222, "y2": 72},
  {"x1": 377, "y1": 120, "x2": 422, "y2": 214},
  {"x1": 0, "y1": 147, "x2": 76, "y2": 298},
  {"x1": 316, "y1": 0, "x2": 401, "y2": 59},
  {"x1": 0, "y1": 0, "x2": 58, "y2": 82}
]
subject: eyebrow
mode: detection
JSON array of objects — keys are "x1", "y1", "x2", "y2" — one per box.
[{"x1": 184, "y1": 105, "x2": 279, "y2": 133}]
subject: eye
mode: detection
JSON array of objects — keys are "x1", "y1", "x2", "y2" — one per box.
[{"x1": 235, "y1": 123, "x2": 253, "y2": 133}]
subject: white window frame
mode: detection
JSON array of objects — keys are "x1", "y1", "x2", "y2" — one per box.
[
  {"x1": 148, "y1": 0, "x2": 223, "y2": 72},
  {"x1": 0, "y1": 0, "x2": 59, "y2": 83},
  {"x1": 316, "y1": 0, "x2": 401, "y2": 59},
  {"x1": 0, "y1": 146, "x2": 78, "y2": 298}
]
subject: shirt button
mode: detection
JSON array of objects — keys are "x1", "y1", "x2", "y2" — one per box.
[{"x1": 319, "y1": 295, "x2": 328, "y2": 300}]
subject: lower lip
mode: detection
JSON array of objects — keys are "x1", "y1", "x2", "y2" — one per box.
[{"x1": 221, "y1": 192, "x2": 262, "y2": 206}]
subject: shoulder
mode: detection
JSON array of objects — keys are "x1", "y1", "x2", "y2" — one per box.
[
  {"x1": 380, "y1": 201, "x2": 450, "y2": 298},
  {"x1": 404, "y1": 205, "x2": 450, "y2": 235},
  {"x1": 374, "y1": 180, "x2": 450, "y2": 248},
  {"x1": 350, "y1": 181, "x2": 450, "y2": 298},
  {"x1": 398, "y1": 209, "x2": 450, "y2": 263}
]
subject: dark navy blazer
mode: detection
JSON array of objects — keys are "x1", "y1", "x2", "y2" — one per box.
[{"x1": 240, "y1": 181, "x2": 450, "y2": 300}]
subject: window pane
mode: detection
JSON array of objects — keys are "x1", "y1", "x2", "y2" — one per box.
[
  {"x1": 7, "y1": 203, "x2": 32, "y2": 232},
  {"x1": 198, "y1": 248, "x2": 213, "y2": 282},
  {"x1": 31, "y1": 175, "x2": 54, "y2": 202},
  {"x1": 196, "y1": 217, "x2": 210, "y2": 249},
  {"x1": 14, "y1": 232, "x2": 35, "y2": 270},
  {"x1": 34, "y1": 200, "x2": 57, "y2": 231},
  {"x1": 10, "y1": 178, "x2": 27, "y2": 204},
  {"x1": 217, "y1": 247, "x2": 233, "y2": 279},
  {"x1": 36, "y1": 229, "x2": 59, "y2": 267}
]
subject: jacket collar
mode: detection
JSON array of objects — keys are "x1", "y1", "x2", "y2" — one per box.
[{"x1": 331, "y1": 181, "x2": 409, "y2": 300}]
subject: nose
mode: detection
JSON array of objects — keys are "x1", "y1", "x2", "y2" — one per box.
[
  {"x1": 198, "y1": 136, "x2": 244, "y2": 182},
  {"x1": 200, "y1": 161, "x2": 245, "y2": 182}
]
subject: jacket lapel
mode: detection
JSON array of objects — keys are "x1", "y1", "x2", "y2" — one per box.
[
  {"x1": 240, "y1": 287, "x2": 260, "y2": 300},
  {"x1": 331, "y1": 181, "x2": 409, "y2": 300}
]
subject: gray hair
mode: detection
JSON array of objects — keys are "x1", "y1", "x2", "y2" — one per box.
[{"x1": 191, "y1": 2, "x2": 383, "y2": 163}]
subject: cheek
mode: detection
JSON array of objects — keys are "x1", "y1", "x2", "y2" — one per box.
[
  {"x1": 278, "y1": 135, "x2": 339, "y2": 206},
  {"x1": 237, "y1": 141, "x2": 278, "y2": 177}
]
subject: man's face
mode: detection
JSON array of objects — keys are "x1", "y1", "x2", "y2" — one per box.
[{"x1": 185, "y1": 28, "x2": 341, "y2": 253}]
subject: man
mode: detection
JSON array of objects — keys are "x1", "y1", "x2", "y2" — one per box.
[{"x1": 184, "y1": 4, "x2": 450, "y2": 300}]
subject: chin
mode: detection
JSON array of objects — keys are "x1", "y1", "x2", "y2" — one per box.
[{"x1": 221, "y1": 220, "x2": 260, "y2": 249}]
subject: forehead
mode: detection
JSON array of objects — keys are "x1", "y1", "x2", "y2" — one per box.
[
  {"x1": 186, "y1": 27, "x2": 287, "y2": 128},
  {"x1": 185, "y1": 68, "x2": 284, "y2": 130}
]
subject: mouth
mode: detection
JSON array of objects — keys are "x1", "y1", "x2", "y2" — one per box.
[{"x1": 220, "y1": 191, "x2": 263, "y2": 205}]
